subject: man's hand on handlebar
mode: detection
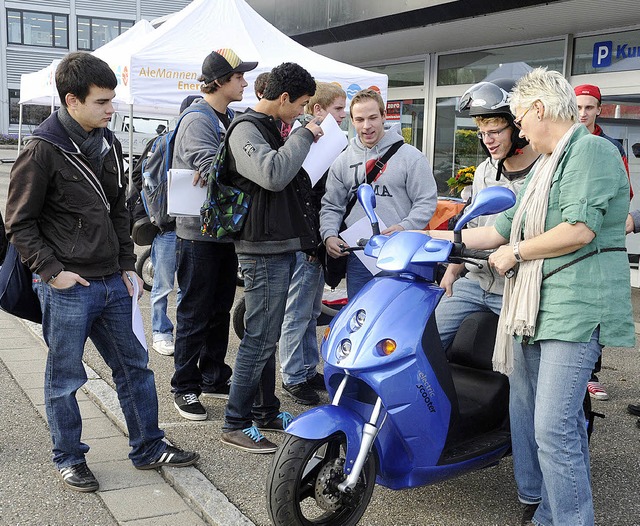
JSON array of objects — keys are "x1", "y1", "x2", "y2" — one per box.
[{"x1": 325, "y1": 236, "x2": 350, "y2": 258}]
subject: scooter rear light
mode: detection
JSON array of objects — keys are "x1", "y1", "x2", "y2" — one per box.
[{"x1": 376, "y1": 339, "x2": 397, "y2": 356}]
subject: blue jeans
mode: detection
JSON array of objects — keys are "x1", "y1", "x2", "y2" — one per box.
[
  {"x1": 224, "y1": 253, "x2": 296, "y2": 430},
  {"x1": 150, "y1": 230, "x2": 180, "y2": 342},
  {"x1": 172, "y1": 238, "x2": 235, "y2": 395},
  {"x1": 434, "y1": 277, "x2": 504, "y2": 350},
  {"x1": 278, "y1": 251, "x2": 324, "y2": 385},
  {"x1": 510, "y1": 330, "x2": 602, "y2": 526},
  {"x1": 346, "y1": 253, "x2": 374, "y2": 299},
  {"x1": 36, "y1": 273, "x2": 166, "y2": 468}
]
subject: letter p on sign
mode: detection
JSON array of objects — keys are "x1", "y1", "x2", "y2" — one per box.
[{"x1": 593, "y1": 41, "x2": 612, "y2": 68}]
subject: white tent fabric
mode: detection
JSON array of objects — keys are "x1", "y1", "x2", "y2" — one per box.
[
  {"x1": 18, "y1": 59, "x2": 61, "y2": 107},
  {"x1": 18, "y1": 20, "x2": 156, "y2": 109},
  {"x1": 111, "y1": 0, "x2": 387, "y2": 116}
]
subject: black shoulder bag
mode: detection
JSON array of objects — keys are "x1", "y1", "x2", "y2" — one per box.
[{"x1": 320, "y1": 141, "x2": 403, "y2": 288}]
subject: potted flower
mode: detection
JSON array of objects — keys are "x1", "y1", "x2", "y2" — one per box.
[{"x1": 447, "y1": 165, "x2": 475, "y2": 199}]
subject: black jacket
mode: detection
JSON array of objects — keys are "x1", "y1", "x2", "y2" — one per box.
[
  {"x1": 224, "y1": 110, "x2": 319, "y2": 255},
  {"x1": 5, "y1": 111, "x2": 134, "y2": 282}
]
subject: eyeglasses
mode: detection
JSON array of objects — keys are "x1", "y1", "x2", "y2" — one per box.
[
  {"x1": 476, "y1": 125, "x2": 510, "y2": 141},
  {"x1": 514, "y1": 104, "x2": 535, "y2": 130}
]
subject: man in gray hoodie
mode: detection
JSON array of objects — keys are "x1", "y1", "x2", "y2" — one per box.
[
  {"x1": 320, "y1": 89, "x2": 437, "y2": 297},
  {"x1": 170, "y1": 49, "x2": 257, "y2": 422}
]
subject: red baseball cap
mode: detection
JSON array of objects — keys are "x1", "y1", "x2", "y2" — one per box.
[{"x1": 574, "y1": 84, "x2": 601, "y2": 102}]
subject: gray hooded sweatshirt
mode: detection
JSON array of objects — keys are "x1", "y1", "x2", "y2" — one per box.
[
  {"x1": 320, "y1": 130, "x2": 437, "y2": 241},
  {"x1": 463, "y1": 157, "x2": 530, "y2": 294}
]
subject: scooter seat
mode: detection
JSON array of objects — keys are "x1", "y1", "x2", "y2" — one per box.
[{"x1": 446, "y1": 312, "x2": 509, "y2": 439}]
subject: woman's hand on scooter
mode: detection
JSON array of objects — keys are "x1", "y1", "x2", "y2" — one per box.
[
  {"x1": 326, "y1": 236, "x2": 350, "y2": 258},
  {"x1": 488, "y1": 244, "x2": 517, "y2": 276}
]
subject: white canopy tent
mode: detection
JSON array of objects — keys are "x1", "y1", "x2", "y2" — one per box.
[
  {"x1": 16, "y1": 0, "x2": 387, "y2": 163},
  {"x1": 109, "y1": 0, "x2": 388, "y2": 116},
  {"x1": 17, "y1": 19, "x2": 156, "y2": 154}
]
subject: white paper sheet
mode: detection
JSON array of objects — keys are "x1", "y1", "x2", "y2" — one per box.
[
  {"x1": 131, "y1": 277, "x2": 147, "y2": 351},
  {"x1": 300, "y1": 114, "x2": 348, "y2": 187},
  {"x1": 167, "y1": 169, "x2": 207, "y2": 217},
  {"x1": 339, "y1": 216, "x2": 388, "y2": 276}
]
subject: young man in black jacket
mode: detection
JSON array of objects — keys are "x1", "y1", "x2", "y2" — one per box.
[
  {"x1": 220, "y1": 62, "x2": 323, "y2": 453},
  {"x1": 5, "y1": 52, "x2": 197, "y2": 492}
]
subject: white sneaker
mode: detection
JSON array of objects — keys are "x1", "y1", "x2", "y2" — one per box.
[{"x1": 152, "y1": 340, "x2": 174, "y2": 356}]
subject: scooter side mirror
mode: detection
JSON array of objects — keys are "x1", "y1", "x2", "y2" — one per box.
[
  {"x1": 358, "y1": 184, "x2": 380, "y2": 236},
  {"x1": 453, "y1": 187, "x2": 516, "y2": 233}
]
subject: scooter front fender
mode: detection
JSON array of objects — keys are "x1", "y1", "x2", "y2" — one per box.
[{"x1": 286, "y1": 405, "x2": 365, "y2": 475}]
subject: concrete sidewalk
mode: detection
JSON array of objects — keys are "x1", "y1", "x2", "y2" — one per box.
[{"x1": 0, "y1": 310, "x2": 253, "y2": 526}]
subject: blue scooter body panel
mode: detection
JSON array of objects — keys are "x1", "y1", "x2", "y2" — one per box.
[
  {"x1": 321, "y1": 277, "x2": 467, "y2": 486},
  {"x1": 285, "y1": 405, "x2": 365, "y2": 475}
]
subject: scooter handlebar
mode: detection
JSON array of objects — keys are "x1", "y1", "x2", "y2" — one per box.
[
  {"x1": 451, "y1": 244, "x2": 515, "y2": 278},
  {"x1": 450, "y1": 243, "x2": 492, "y2": 261}
]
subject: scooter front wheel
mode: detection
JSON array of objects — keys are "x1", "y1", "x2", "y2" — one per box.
[{"x1": 266, "y1": 433, "x2": 376, "y2": 526}]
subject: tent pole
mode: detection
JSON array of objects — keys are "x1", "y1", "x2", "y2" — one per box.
[
  {"x1": 128, "y1": 104, "x2": 134, "y2": 188},
  {"x1": 17, "y1": 104, "x2": 24, "y2": 154}
]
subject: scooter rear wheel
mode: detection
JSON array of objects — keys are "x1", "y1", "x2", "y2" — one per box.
[
  {"x1": 135, "y1": 247, "x2": 153, "y2": 292},
  {"x1": 266, "y1": 433, "x2": 376, "y2": 526}
]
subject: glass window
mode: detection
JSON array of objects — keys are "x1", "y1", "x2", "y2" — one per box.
[
  {"x1": 6, "y1": 10, "x2": 68, "y2": 48},
  {"x1": 368, "y1": 62, "x2": 425, "y2": 88},
  {"x1": 573, "y1": 30, "x2": 640, "y2": 75},
  {"x1": 386, "y1": 99, "x2": 424, "y2": 150},
  {"x1": 437, "y1": 41, "x2": 565, "y2": 86},
  {"x1": 77, "y1": 17, "x2": 134, "y2": 51},
  {"x1": 9, "y1": 89, "x2": 55, "y2": 126},
  {"x1": 433, "y1": 96, "x2": 487, "y2": 195}
]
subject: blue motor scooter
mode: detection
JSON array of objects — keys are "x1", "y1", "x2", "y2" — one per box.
[{"x1": 266, "y1": 184, "x2": 517, "y2": 526}]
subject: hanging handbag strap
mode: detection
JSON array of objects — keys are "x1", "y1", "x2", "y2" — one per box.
[{"x1": 344, "y1": 140, "x2": 403, "y2": 218}]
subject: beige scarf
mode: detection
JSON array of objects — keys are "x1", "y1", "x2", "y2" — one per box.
[{"x1": 493, "y1": 123, "x2": 581, "y2": 375}]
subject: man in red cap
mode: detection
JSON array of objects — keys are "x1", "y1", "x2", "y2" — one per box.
[
  {"x1": 575, "y1": 83, "x2": 631, "y2": 403},
  {"x1": 575, "y1": 84, "x2": 630, "y2": 177}
]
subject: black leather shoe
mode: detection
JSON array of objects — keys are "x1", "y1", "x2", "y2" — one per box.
[
  {"x1": 636, "y1": 418, "x2": 640, "y2": 429},
  {"x1": 627, "y1": 403, "x2": 640, "y2": 417},
  {"x1": 521, "y1": 503, "x2": 539, "y2": 525},
  {"x1": 282, "y1": 382, "x2": 320, "y2": 405}
]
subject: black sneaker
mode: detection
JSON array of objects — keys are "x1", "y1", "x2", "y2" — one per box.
[
  {"x1": 521, "y1": 503, "x2": 539, "y2": 525},
  {"x1": 136, "y1": 445, "x2": 199, "y2": 470},
  {"x1": 58, "y1": 462, "x2": 99, "y2": 492},
  {"x1": 201, "y1": 380, "x2": 231, "y2": 400},
  {"x1": 257, "y1": 411, "x2": 293, "y2": 434},
  {"x1": 220, "y1": 426, "x2": 278, "y2": 454},
  {"x1": 307, "y1": 372, "x2": 326, "y2": 391},
  {"x1": 174, "y1": 393, "x2": 207, "y2": 421},
  {"x1": 282, "y1": 381, "x2": 320, "y2": 405}
]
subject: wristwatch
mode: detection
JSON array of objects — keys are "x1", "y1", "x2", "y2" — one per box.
[
  {"x1": 48, "y1": 271, "x2": 61, "y2": 284},
  {"x1": 513, "y1": 242, "x2": 523, "y2": 262}
]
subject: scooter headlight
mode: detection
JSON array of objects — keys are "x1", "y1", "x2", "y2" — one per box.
[
  {"x1": 348, "y1": 309, "x2": 366, "y2": 332},
  {"x1": 376, "y1": 339, "x2": 397, "y2": 356},
  {"x1": 337, "y1": 339, "x2": 352, "y2": 360}
]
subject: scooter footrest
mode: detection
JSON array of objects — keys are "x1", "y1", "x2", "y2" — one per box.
[{"x1": 439, "y1": 430, "x2": 510, "y2": 465}]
